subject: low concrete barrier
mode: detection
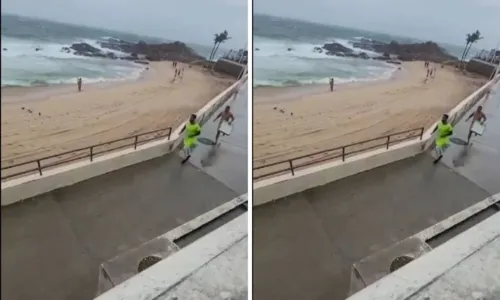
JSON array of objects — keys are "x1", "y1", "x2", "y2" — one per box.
[
  {"x1": 254, "y1": 74, "x2": 499, "y2": 207},
  {"x1": 1, "y1": 75, "x2": 247, "y2": 206},
  {"x1": 94, "y1": 212, "x2": 248, "y2": 300},
  {"x1": 254, "y1": 140, "x2": 423, "y2": 206}
]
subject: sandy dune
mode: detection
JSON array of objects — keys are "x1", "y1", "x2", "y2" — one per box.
[
  {"x1": 253, "y1": 62, "x2": 485, "y2": 172},
  {"x1": 1, "y1": 62, "x2": 233, "y2": 166}
]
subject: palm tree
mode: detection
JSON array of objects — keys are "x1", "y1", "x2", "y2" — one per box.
[
  {"x1": 463, "y1": 30, "x2": 483, "y2": 62},
  {"x1": 460, "y1": 33, "x2": 473, "y2": 62},
  {"x1": 209, "y1": 33, "x2": 221, "y2": 61},
  {"x1": 209, "y1": 30, "x2": 231, "y2": 61}
]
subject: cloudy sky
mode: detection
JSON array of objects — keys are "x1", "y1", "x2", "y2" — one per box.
[
  {"x1": 255, "y1": 0, "x2": 500, "y2": 49},
  {"x1": 2, "y1": 0, "x2": 248, "y2": 48}
]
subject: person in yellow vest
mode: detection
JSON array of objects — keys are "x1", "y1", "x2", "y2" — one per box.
[
  {"x1": 181, "y1": 114, "x2": 201, "y2": 164},
  {"x1": 431, "y1": 114, "x2": 453, "y2": 164}
]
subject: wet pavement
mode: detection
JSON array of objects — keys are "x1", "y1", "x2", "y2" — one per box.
[
  {"x1": 1, "y1": 86, "x2": 248, "y2": 300},
  {"x1": 253, "y1": 82, "x2": 499, "y2": 300}
]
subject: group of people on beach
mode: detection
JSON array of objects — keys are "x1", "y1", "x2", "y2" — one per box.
[
  {"x1": 424, "y1": 61, "x2": 437, "y2": 82},
  {"x1": 172, "y1": 61, "x2": 185, "y2": 82}
]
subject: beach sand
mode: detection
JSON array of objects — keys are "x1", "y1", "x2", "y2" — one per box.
[
  {"x1": 254, "y1": 62, "x2": 486, "y2": 173},
  {"x1": 1, "y1": 62, "x2": 234, "y2": 167}
]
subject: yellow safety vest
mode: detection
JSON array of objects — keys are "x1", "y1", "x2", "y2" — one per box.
[
  {"x1": 184, "y1": 123, "x2": 201, "y2": 146},
  {"x1": 436, "y1": 121, "x2": 453, "y2": 147}
]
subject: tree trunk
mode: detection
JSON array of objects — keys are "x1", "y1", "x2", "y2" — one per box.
[
  {"x1": 464, "y1": 43, "x2": 472, "y2": 61},
  {"x1": 210, "y1": 43, "x2": 222, "y2": 72},
  {"x1": 462, "y1": 43, "x2": 474, "y2": 69},
  {"x1": 212, "y1": 43, "x2": 221, "y2": 61},
  {"x1": 209, "y1": 42, "x2": 217, "y2": 61},
  {"x1": 460, "y1": 43, "x2": 469, "y2": 62}
]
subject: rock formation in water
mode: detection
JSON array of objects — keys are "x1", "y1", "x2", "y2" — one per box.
[
  {"x1": 62, "y1": 38, "x2": 205, "y2": 64},
  {"x1": 317, "y1": 39, "x2": 457, "y2": 63}
]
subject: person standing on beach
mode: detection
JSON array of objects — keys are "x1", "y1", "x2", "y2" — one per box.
[
  {"x1": 465, "y1": 105, "x2": 487, "y2": 144},
  {"x1": 77, "y1": 77, "x2": 82, "y2": 92},
  {"x1": 181, "y1": 114, "x2": 202, "y2": 164},
  {"x1": 213, "y1": 105, "x2": 235, "y2": 144},
  {"x1": 431, "y1": 114, "x2": 454, "y2": 164},
  {"x1": 329, "y1": 78, "x2": 334, "y2": 92}
]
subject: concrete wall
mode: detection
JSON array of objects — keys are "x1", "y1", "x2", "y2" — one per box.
[
  {"x1": 346, "y1": 211, "x2": 500, "y2": 300},
  {"x1": 466, "y1": 59, "x2": 498, "y2": 78},
  {"x1": 254, "y1": 75, "x2": 500, "y2": 207},
  {"x1": 214, "y1": 59, "x2": 246, "y2": 78},
  {"x1": 1, "y1": 75, "x2": 247, "y2": 206},
  {"x1": 94, "y1": 213, "x2": 248, "y2": 300}
]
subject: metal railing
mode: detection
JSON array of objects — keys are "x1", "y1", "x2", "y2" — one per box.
[
  {"x1": 1, "y1": 127, "x2": 173, "y2": 181},
  {"x1": 253, "y1": 127, "x2": 424, "y2": 180}
]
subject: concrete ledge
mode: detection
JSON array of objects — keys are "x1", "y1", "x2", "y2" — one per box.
[
  {"x1": 348, "y1": 193, "x2": 500, "y2": 295},
  {"x1": 254, "y1": 75, "x2": 500, "y2": 207},
  {"x1": 346, "y1": 210, "x2": 500, "y2": 300},
  {"x1": 96, "y1": 194, "x2": 248, "y2": 296},
  {"x1": 94, "y1": 212, "x2": 248, "y2": 300},
  {"x1": 1, "y1": 75, "x2": 247, "y2": 206}
]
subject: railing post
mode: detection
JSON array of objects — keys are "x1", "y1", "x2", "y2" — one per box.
[
  {"x1": 90, "y1": 147, "x2": 94, "y2": 162},
  {"x1": 289, "y1": 160, "x2": 295, "y2": 176},
  {"x1": 134, "y1": 136, "x2": 139, "y2": 149},
  {"x1": 37, "y1": 160, "x2": 42, "y2": 176},
  {"x1": 342, "y1": 147, "x2": 346, "y2": 162},
  {"x1": 386, "y1": 136, "x2": 390, "y2": 149}
]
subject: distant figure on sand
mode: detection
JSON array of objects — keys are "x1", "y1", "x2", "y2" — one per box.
[
  {"x1": 329, "y1": 78, "x2": 334, "y2": 92},
  {"x1": 431, "y1": 114, "x2": 453, "y2": 164},
  {"x1": 213, "y1": 105, "x2": 235, "y2": 143},
  {"x1": 181, "y1": 114, "x2": 201, "y2": 164},
  {"x1": 77, "y1": 78, "x2": 82, "y2": 92},
  {"x1": 465, "y1": 105, "x2": 487, "y2": 144}
]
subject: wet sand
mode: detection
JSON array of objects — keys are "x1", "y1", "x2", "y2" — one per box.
[
  {"x1": 253, "y1": 62, "x2": 485, "y2": 168},
  {"x1": 1, "y1": 62, "x2": 233, "y2": 166}
]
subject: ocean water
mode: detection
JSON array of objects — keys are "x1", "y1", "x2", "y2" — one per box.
[
  {"x1": 1, "y1": 14, "x2": 214, "y2": 87},
  {"x1": 254, "y1": 14, "x2": 468, "y2": 87}
]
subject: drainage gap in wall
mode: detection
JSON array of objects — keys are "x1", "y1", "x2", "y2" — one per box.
[
  {"x1": 137, "y1": 255, "x2": 162, "y2": 273},
  {"x1": 389, "y1": 255, "x2": 414, "y2": 273},
  {"x1": 426, "y1": 207, "x2": 498, "y2": 248},
  {"x1": 174, "y1": 204, "x2": 246, "y2": 249}
]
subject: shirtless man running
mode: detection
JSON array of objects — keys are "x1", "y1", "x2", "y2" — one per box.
[
  {"x1": 465, "y1": 105, "x2": 487, "y2": 144},
  {"x1": 213, "y1": 105, "x2": 235, "y2": 144}
]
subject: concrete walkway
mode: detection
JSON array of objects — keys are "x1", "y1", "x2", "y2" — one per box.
[
  {"x1": 253, "y1": 84, "x2": 500, "y2": 300},
  {"x1": 1, "y1": 87, "x2": 248, "y2": 300}
]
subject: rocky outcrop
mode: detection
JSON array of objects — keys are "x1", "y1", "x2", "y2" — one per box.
[
  {"x1": 320, "y1": 42, "x2": 370, "y2": 60},
  {"x1": 62, "y1": 39, "x2": 205, "y2": 64},
  {"x1": 97, "y1": 39, "x2": 204, "y2": 62},
  {"x1": 319, "y1": 39, "x2": 457, "y2": 63},
  {"x1": 322, "y1": 42, "x2": 353, "y2": 55}
]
